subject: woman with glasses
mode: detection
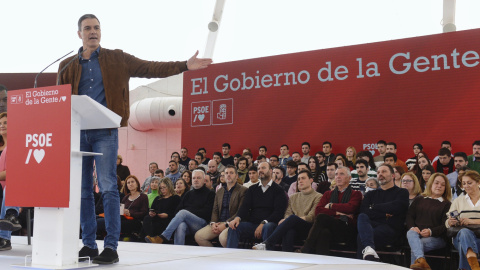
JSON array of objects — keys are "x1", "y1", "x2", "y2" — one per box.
[
  {"x1": 401, "y1": 172, "x2": 422, "y2": 206},
  {"x1": 143, "y1": 178, "x2": 180, "y2": 241}
]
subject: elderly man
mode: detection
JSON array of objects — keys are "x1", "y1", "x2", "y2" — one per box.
[
  {"x1": 226, "y1": 162, "x2": 288, "y2": 248},
  {"x1": 300, "y1": 166, "x2": 362, "y2": 255},
  {"x1": 146, "y1": 170, "x2": 215, "y2": 245},
  {"x1": 357, "y1": 164, "x2": 409, "y2": 261},
  {"x1": 253, "y1": 169, "x2": 322, "y2": 252},
  {"x1": 195, "y1": 165, "x2": 247, "y2": 247},
  {"x1": 58, "y1": 14, "x2": 211, "y2": 264}
]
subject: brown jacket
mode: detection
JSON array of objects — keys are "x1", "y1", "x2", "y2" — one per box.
[
  {"x1": 211, "y1": 183, "x2": 247, "y2": 223},
  {"x1": 57, "y1": 48, "x2": 188, "y2": 126}
]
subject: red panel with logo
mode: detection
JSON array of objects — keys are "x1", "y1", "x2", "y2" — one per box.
[
  {"x1": 183, "y1": 29, "x2": 480, "y2": 160},
  {"x1": 7, "y1": 85, "x2": 71, "y2": 207}
]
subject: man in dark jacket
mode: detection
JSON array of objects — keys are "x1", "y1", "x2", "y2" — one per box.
[
  {"x1": 227, "y1": 162, "x2": 288, "y2": 248},
  {"x1": 146, "y1": 170, "x2": 215, "y2": 245},
  {"x1": 357, "y1": 164, "x2": 409, "y2": 261}
]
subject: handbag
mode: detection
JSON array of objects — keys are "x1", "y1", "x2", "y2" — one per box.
[{"x1": 446, "y1": 225, "x2": 480, "y2": 238}]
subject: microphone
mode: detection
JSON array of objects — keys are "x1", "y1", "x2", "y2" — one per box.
[
  {"x1": 56, "y1": 48, "x2": 87, "y2": 86},
  {"x1": 34, "y1": 50, "x2": 74, "y2": 88}
]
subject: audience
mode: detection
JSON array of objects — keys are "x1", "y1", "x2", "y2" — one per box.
[{"x1": 400, "y1": 172, "x2": 422, "y2": 205}]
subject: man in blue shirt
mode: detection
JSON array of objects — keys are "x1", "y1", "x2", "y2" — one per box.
[{"x1": 58, "y1": 14, "x2": 212, "y2": 264}]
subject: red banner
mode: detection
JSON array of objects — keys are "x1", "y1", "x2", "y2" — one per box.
[
  {"x1": 7, "y1": 85, "x2": 71, "y2": 207},
  {"x1": 183, "y1": 29, "x2": 480, "y2": 160}
]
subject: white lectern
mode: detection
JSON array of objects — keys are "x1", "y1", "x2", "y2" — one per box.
[{"x1": 8, "y1": 89, "x2": 121, "y2": 269}]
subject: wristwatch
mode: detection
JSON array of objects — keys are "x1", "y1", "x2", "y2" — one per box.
[{"x1": 260, "y1": 220, "x2": 268, "y2": 225}]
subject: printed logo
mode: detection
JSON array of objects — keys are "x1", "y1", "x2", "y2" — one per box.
[
  {"x1": 25, "y1": 133, "x2": 53, "y2": 164},
  {"x1": 191, "y1": 101, "x2": 211, "y2": 127},
  {"x1": 212, "y1": 99, "x2": 233, "y2": 125}
]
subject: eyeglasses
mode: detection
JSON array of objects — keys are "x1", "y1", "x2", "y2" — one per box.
[{"x1": 402, "y1": 180, "x2": 413, "y2": 183}]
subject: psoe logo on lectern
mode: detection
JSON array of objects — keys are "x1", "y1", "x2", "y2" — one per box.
[
  {"x1": 10, "y1": 95, "x2": 23, "y2": 104},
  {"x1": 25, "y1": 133, "x2": 53, "y2": 164}
]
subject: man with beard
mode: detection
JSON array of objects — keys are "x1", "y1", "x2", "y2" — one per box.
[
  {"x1": 468, "y1": 141, "x2": 480, "y2": 174},
  {"x1": 226, "y1": 162, "x2": 288, "y2": 248},
  {"x1": 447, "y1": 152, "x2": 468, "y2": 197},
  {"x1": 357, "y1": 164, "x2": 409, "y2": 261},
  {"x1": 236, "y1": 157, "x2": 249, "y2": 184},
  {"x1": 195, "y1": 165, "x2": 247, "y2": 247},
  {"x1": 349, "y1": 160, "x2": 370, "y2": 195}
]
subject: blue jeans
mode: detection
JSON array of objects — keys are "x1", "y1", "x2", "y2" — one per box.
[
  {"x1": 264, "y1": 215, "x2": 311, "y2": 252},
  {"x1": 357, "y1": 213, "x2": 398, "y2": 257},
  {"x1": 453, "y1": 228, "x2": 480, "y2": 270},
  {"x1": 0, "y1": 188, "x2": 20, "y2": 240},
  {"x1": 407, "y1": 230, "x2": 446, "y2": 264},
  {"x1": 161, "y1": 210, "x2": 207, "y2": 245},
  {"x1": 227, "y1": 221, "x2": 277, "y2": 248},
  {"x1": 80, "y1": 129, "x2": 120, "y2": 251}
]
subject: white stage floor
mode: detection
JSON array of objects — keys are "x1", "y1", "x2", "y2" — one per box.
[{"x1": 1, "y1": 236, "x2": 407, "y2": 269}]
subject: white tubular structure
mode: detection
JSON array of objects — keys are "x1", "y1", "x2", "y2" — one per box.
[
  {"x1": 129, "y1": 97, "x2": 183, "y2": 131},
  {"x1": 442, "y1": 0, "x2": 456, "y2": 33},
  {"x1": 203, "y1": 0, "x2": 226, "y2": 59}
]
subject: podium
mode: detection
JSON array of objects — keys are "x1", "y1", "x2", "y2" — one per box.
[{"x1": 7, "y1": 85, "x2": 121, "y2": 268}]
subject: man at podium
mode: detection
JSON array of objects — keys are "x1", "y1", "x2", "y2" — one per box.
[{"x1": 57, "y1": 14, "x2": 212, "y2": 264}]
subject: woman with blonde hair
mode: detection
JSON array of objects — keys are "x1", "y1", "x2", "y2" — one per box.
[
  {"x1": 406, "y1": 173, "x2": 451, "y2": 269},
  {"x1": 400, "y1": 172, "x2": 423, "y2": 206},
  {"x1": 345, "y1": 146, "x2": 357, "y2": 169},
  {"x1": 447, "y1": 170, "x2": 480, "y2": 270},
  {"x1": 143, "y1": 178, "x2": 180, "y2": 240}
]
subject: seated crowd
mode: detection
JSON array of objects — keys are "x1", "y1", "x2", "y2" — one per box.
[{"x1": 101, "y1": 140, "x2": 480, "y2": 270}]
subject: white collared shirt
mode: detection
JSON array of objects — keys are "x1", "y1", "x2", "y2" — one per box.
[
  {"x1": 465, "y1": 193, "x2": 480, "y2": 207},
  {"x1": 426, "y1": 196, "x2": 444, "y2": 202},
  {"x1": 259, "y1": 179, "x2": 273, "y2": 193}
]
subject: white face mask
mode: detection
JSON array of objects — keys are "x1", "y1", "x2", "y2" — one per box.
[{"x1": 365, "y1": 187, "x2": 376, "y2": 193}]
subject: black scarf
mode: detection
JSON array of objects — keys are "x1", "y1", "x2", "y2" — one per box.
[{"x1": 330, "y1": 185, "x2": 353, "y2": 203}]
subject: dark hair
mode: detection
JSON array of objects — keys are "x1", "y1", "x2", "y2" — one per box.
[
  {"x1": 270, "y1": 155, "x2": 279, "y2": 160},
  {"x1": 292, "y1": 151, "x2": 300, "y2": 156},
  {"x1": 441, "y1": 141, "x2": 451, "y2": 146},
  {"x1": 243, "y1": 152, "x2": 253, "y2": 159},
  {"x1": 195, "y1": 152, "x2": 204, "y2": 159},
  {"x1": 297, "y1": 162, "x2": 309, "y2": 169},
  {"x1": 355, "y1": 159, "x2": 369, "y2": 169},
  {"x1": 323, "y1": 141, "x2": 332, "y2": 147},
  {"x1": 78, "y1": 14, "x2": 100, "y2": 31},
  {"x1": 298, "y1": 169, "x2": 313, "y2": 179},
  {"x1": 171, "y1": 151, "x2": 180, "y2": 158},
  {"x1": 198, "y1": 147, "x2": 206, "y2": 153},
  {"x1": 315, "y1": 151, "x2": 326, "y2": 158},
  {"x1": 422, "y1": 164, "x2": 435, "y2": 174},
  {"x1": 234, "y1": 153, "x2": 241, "y2": 158},
  {"x1": 335, "y1": 153, "x2": 347, "y2": 161},
  {"x1": 190, "y1": 159, "x2": 199, "y2": 166},
  {"x1": 327, "y1": 162, "x2": 338, "y2": 169},
  {"x1": 307, "y1": 156, "x2": 320, "y2": 182},
  {"x1": 281, "y1": 144, "x2": 289, "y2": 149},
  {"x1": 237, "y1": 157, "x2": 248, "y2": 168},
  {"x1": 181, "y1": 147, "x2": 188, "y2": 151},
  {"x1": 473, "y1": 141, "x2": 480, "y2": 147},
  {"x1": 222, "y1": 143, "x2": 231, "y2": 149},
  {"x1": 394, "y1": 165, "x2": 406, "y2": 176},
  {"x1": 357, "y1": 151, "x2": 376, "y2": 170},
  {"x1": 154, "y1": 169, "x2": 164, "y2": 175},
  {"x1": 286, "y1": 160, "x2": 298, "y2": 168},
  {"x1": 169, "y1": 160, "x2": 178, "y2": 165},
  {"x1": 379, "y1": 164, "x2": 395, "y2": 174},
  {"x1": 387, "y1": 142, "x2": 397, "y2": 149},
  {"x1": 248, "y1": 166, "x2": 258, "y2": 172},
  {"x1": 149, "y1": 162, "x2": 158, "y2": 167},
  {"x1": 413, "y1": 143, "x2": 423, "y2": 150},
  {"x1": 259, "y1": 145, "x2": 267, "y2": 152},
  {"x1": 0, "y1": 84, "x2": 7, "y2": 91},
  {"x1": 438, "y1": 147, "x2": 451, "y2": 157},
  {"x1": 273, "y1": 166, "x2": 285, "y2": 177},
  {"x1": 384, "y1": 153, "x2": 397, "y2": 162},
  {"x1": 454, "y1": 152, "x2": 468, "y2": 161},
  {"x1": 302, "y1": 142, "x2": 311, "y2": 148},
  {"x1": 377, "y1": 140, "x2": 387, "y2": 146},
  {"x1": 257, "y1": 155, "x2": 266, "y2": 160},
  {"x1": 213, "y1": 152, "x2": 222, "y2": 158},
  {"x1": 124, "y1": 175, "x2": 141, "y2": 194},
  {"x1": 196, "y1": 167, "x2": 206, "y2": 173},
  {"x1": 225, "y1": 164, "x2": 237, "y2": 174},
  {"x1": 181, "y1": 171, "x2": 192, "y2": 184}
]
